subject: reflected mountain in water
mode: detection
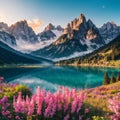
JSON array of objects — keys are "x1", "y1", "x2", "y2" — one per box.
[{"x1": 1, "y1": 66, "x2": 120, "y2": 92}]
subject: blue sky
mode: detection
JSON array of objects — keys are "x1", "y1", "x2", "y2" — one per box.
[{"x1": 0, "y1": 0, "x2": 120, "y2": 32}]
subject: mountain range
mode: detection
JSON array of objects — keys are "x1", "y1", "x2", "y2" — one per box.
[
  {"x1": 0, "y1": 13, "x2": 120, "y2": 64},
  {"x1": 0, "y1": 20, "x2": 63, "y2": 52},
  {"x1": 56, "y1": 35, "x2": 120, "y2": 66},
  {"x1": 32, "y1": 14, "x2": 120, "y2": 60}
]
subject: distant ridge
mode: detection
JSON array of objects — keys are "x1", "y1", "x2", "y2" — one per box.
[
  {"x1": 56, "y1": 35, "x2": 120, "y2": 66},
  {"x1": 0, "y1": 41, "x2": 53, "y2": 65}
]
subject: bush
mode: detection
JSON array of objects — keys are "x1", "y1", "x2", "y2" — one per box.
[
  {"x1": 92, "y1": 116, "x2": 105, "y2": 120},
  {"x1": 13, "y1": 84, "x2": 32, "y2": 97},
  {"x1": 0, "y1": 83, "x2": 32, "y2": 99}
]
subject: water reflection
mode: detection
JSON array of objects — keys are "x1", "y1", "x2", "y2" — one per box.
[{"x1": 0, "y1": 66, "x2": 119, "y2": 92}]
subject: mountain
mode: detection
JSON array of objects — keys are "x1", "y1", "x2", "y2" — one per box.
[
  {"x1": 0, "y1": 40, "x2": 53, "y2": 65},
  {"x1": 0, "y1": 17, "x2": 120, "y2": 59},
  {"x1": 38, "y1": 23, "x2": 63, "y2": 41},
  {"x1": 56, "y1": 35, "x2": 120, "y2": 66},
  {"x1": 99, "y1": 22, "x2": 120, "y2": 43},
  {"x1": 0, "y1": 31, "x2": 16, "y2": 46},
  {"x1": 37, "y1": 23, "x2": 63, "y2": 49},
  {"x1": 0, "y1": 22, "x2": 8, "y2": 31},
  {"x1": 38, "y1": 23, "x2": 56, "y2": 41},
  {"x1": 9, "y1": 20, "x2": 38, "y2": 44},
  {"x1": 0, "y1": 21, "x2": 63, "y2": 53},
  {"x1": 32, "y1": 14, "x2": 105, "y2": 59}
]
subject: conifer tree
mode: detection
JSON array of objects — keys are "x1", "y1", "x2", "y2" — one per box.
[
  {"x1": 110, "y1": 73, "x2": 116, "y2": 84},
  {"x1": 103, "y1": 72, "x2": 110, "y2": 85},
  {"x1": 116, "y1": 73, "x2": 120, "y2": 82}
]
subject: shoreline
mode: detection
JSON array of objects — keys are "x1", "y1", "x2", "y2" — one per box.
[
  {"x1": 56, "y1": 63, "x2": 120, "y2": 68},
  {"x1": 0, "y1": 64, "x2": 44, "y2": 69},
  {"x1": 0, "y1": 63, "x2": 120, "y2": 69}
]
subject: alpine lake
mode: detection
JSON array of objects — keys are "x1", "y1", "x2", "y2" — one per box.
[{"x1": 1, "y1": 65, "x2": 120, "y2": 92}]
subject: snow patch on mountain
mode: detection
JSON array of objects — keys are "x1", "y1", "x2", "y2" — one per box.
[
  {"x1": 0, "y1": 31, "x2": 16, "y2": 47},
  {"x1": 99, "y1": 22, "x2": 120, "y2": 43},
  {"x1": 10, "y1": 22, "x2": 63, "y2": 52},
  {"x1": 52, "y1": 30, "x2": 63, "y2": 37},
  {"x1": 37, "y1": 24, "x2": 63, "y2": 42}
]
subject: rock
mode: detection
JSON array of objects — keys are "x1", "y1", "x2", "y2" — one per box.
[{"x1": 9, "y1": 20, "x2": 38, "y2": 43}]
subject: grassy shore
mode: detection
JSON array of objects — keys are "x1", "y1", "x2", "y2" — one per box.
[
  {"x1": 56, "y1": 60, "x2": 120, "y2": 68},
  {"x1": 0, "y1": 78, "x2": 120, "y2": 120},
  {"x1": 83, "y1": 81, "x2": 120, "y2": 118},
  {"x1": 0, "y1": 64, "x2": 44, "y2": 69}
]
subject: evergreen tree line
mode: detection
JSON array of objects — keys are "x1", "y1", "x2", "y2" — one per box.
[{"x1": 103, "y1": 72, "x2": 120, "y2": 85}]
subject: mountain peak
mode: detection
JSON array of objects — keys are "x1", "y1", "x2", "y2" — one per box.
[
  {"x1": 0, "y1": 22, "x2": 8, "y2": 31},
  {"x1": 102, "y1": 21, "x2": 117, "y2": 27},
  {"x1": 87, "y1": 19, "x2": 94, "y2": 25},
  {"x1": 44, "y1": 23, "x2": 63, "y2": 31},
  {"x1": 9, "y1": 20, "x2": 38, "y2": 43},
  {"x1": 44, "y1": 23, "x2": 55, "y2": 31},
  {"x1": 87, "y1": 19, "x2": 97, "y2": 30},
  {"x1": 38, "y1": 24, "x2": 63, "y2": 42},
  {"x1": 63, "y1": 13, "x2": 88, "y2": 34},
  {"x1": 78, "y1": 14, "x2": 86, "y2": 24},
  {"x1": 56, "y1": 25, "x2": 63, "y2": 31},
  {"x1": 11, "y1": 20, "x2": 28, "y2": 27},
  {"x1": 99, "y1": 21, "x2": 120, "y2": 42}
]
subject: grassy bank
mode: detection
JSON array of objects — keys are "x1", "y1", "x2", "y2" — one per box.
[
  {"x1": 56, "y1": 60, "x2": 120, "y2": 68},
  {"x1": 0, "y1": 80, "x2": 120, "y2": 120}
]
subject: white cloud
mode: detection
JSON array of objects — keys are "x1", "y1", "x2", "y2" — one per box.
[
  {"x1": 13, "y1": 30, "x2": 62, "y2": 53},
  {"x1": 14, "y1": 38, "x2": 57, "y2": 53},
  {"x1": 28, "y1": 18, "x2": 43, "y2": 33},
  {"x1": 54, "y1": 51, "x2": 93, "y2": 62}
]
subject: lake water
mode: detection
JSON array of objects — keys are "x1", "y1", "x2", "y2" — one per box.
[{"x1": 0, "y1": 66, "x2": 120, "y2": 92}]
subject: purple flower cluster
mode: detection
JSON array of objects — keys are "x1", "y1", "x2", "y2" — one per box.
[
  {"x1": 0, "y1": 96, "x2": 12, "y2": 119},
  {"x1": 0, "y1": 79, "x2": 120, "y2": 120},
  {"x1": 13, "y1": 86, "x2": 88, "y2": 120},
  {"x1": 108, "y1": 93, "x2": 120, "y2": 120}
]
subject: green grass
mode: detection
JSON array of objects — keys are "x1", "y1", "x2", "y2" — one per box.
[
  {"x1": 0, "y1": 81, "x2": 120, "y2": 119},
  {"x1": 83, "y1": 81, "x2": 120, "y2": 118}
]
